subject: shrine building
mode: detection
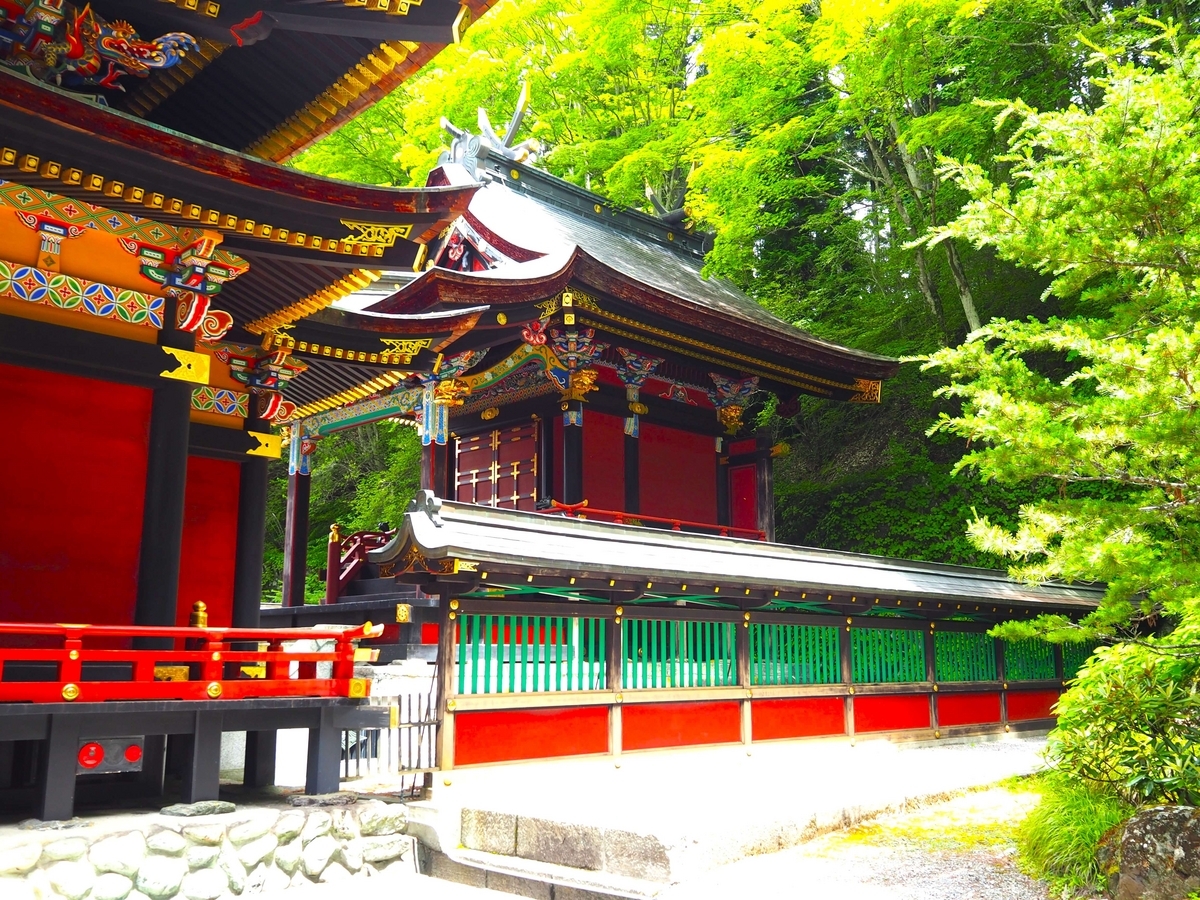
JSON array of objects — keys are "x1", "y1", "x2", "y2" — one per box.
[{"x1": 0, "y1": 0, "x2": 1100, "y2": 818}]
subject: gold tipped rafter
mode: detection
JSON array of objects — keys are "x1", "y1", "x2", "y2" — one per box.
[
  {"x1": 124, "y1": 38, "x2": 226, "y2": 118},
  {"x1": 293, "y1": 370, "x2": 409, "y2": 418},
  {"x1": 0, "y1": 147, "x2": 385, "y2": 259},
  {"x1": 244, "y1": 269, "x2": 382, "y2": 335},
  {"x1": 245, "y1": 40, "x2": 420, "y2": 159}
]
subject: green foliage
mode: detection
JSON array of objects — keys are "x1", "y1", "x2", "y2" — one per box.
[
  {"x1": 1017, "y1": 771, "x2": 1133, "y2": 894},
  {"x1": 1051, "y1": 634, "x2": 1200, "y2": 805},
  {"x1": 262, "y1": 422, "x2": 421, "y2": 602},
  {"x1": 920, "y1": 30, "x2": 1200, "y2": 637}
]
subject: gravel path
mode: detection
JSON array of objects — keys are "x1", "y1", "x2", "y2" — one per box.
[{"x1": 660, "y1": 787, "x2": 1050, "y2": 900}]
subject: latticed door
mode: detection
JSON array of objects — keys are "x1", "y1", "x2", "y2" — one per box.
[{"x1": 454, "y1": 423, "x2": 538, "y2": 510}]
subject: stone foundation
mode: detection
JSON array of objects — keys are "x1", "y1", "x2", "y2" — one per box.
[{"x1": 0, "y1": 800, "x2": 412, "y2": 900}]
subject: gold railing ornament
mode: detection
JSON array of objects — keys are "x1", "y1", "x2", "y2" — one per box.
[{"x1": 189, "y1": 601, "x2": 209, "y2": 628}]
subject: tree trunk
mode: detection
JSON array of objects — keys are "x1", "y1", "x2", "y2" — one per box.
[
  {"x1": 943, "y1": 239, "x2": 982, "y2": 332},
  {"x1": 862, "y1": 126, "x2": 948, "y2": 341}
]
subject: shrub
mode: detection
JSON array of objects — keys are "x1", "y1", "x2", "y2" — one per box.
[
  {"x1": 1018, "y1": 772, "x2": 1133, "y2": 894},
  {"x1": 1051, "y1": 632, "x2": 1200, "y2": 805}
]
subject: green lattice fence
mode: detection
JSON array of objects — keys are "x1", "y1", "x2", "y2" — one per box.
[
  {"x1": 934, "y1": 631, "x2": 997, "y2": 682},
  {"x1": 623, "y1": 618, "x2": 737, "y2": 688},
  {"x1": 749, "y1": 622, "x2": 841, "y2": 685},
  {"x1": 1062, "y1": 642, "x2": 1097, "y2": 680},
  {"x1": 455, "y1": 613, "x2": 607, "y2": 694},
  {"x1": 1004, "y1": 639, "x2": 1056, "y2": 681},
  {"x1": 851, "y1": 628, "x2": 926, "y2": 683}
]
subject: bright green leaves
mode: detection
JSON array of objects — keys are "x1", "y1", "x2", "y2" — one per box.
[{"x1": 919, "y1": 31, "x2": 1200, "y2": 636}]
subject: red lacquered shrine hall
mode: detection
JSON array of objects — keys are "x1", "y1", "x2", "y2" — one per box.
[
  {"x1": 262, "y1": 134, "x2": 1103, "y2": 767},
  {"x1": 0, "y1": 0, "x2": 496, "y2": 818},
  {"x1": 0, "y1": 0, "x2": 1102, "y2": 815}
]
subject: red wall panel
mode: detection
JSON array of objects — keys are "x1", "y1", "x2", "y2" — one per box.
[
  {"x1": 752, "y1": 697, "x2": 845, "y2": 741},
  {"x1": 0, "y1": 362, "x2": 151, "y2": 631},
  {"x1": 176, "y1": 457, "x2": 240, "y2": 628},
  {"x1": 454, "y1": 707, "x2": 609, "y2": 765},
  {"x1": 729, "y1": 464, "x2": 758, "y2": 532},
  {"x1": 937, "y1": 692, "x2": 1002, "y2": 727},
  {"x1": 1007, "y1": 689, "x2": 1060, "y2": 721},
  {"x1": 622, "y1": 701, "x2": 740, "y2": 751},
  {"x1": 639, "y1": 424, "x2": 717, "y2": 524},
  {"x1": 421, "y1": 623, "x2": 440, "y2": 644},
  {"x1": 583, "y1": 411, "x2": 625, "y2": 512},
  {"x1": 854, "y1": 694, "x2": 931, "y2": 732}
]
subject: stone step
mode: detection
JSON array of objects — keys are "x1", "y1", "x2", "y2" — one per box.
[{"x1": 428, "y1": 848, "x2": 663, "y2": 900}]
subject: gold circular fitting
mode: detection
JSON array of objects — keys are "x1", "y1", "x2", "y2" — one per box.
[
  {"x1": 349, "y1": 678, "x2": 367, "y2": 698},
  {"x1": 206, "y1": 682, "x2": 223, "y2": 699},
  {"x1": 845, "y1": 617, "x2": 852, "y2": 625},
  {"x1": 615, "y1": 606, "x2": 624, "y2": 616},
  {"x1": 496, "y1": 312, "x2": 508, "y2": 325},
  {"x1": 743, "y1": 612, "x2": 751, "y2": 621},
  {"x1": 848, "y1": 687, "x2": 855, "y2": 695},
  {"x1": 935, "y1": 730, "x2": 941, "y2": 739},
  {"x1": 932, "y1": 684, "x2": 939, "y2": 692},
  {"x1": 930, "y1": 623, "x2": 936, "y2": 630},
  {"x1": 69, "y1": 650, "x2": 79, "y2": 660},
  {"x1": 510, "y1": 169, "x2": 520, "y2": 179},
  {"x1": 481, "y1": 407, "x2": 500, "y2": 421},
  {"x1": 450, "y1": 599, "x2": 460, "y2": 610},
  {"x1": 448, "y1": 612, "x2": 457, "y2": 620},
  {"x1": 1003, "y1": 682, "x2": 1008, "y2": 690},
  {"x1": 62, "y1": 683, "x2": 80, "y2": 701},
  {"x1": 447, "y1": 699, "x2": 457, "y2": 710},
  {"x1": 212, "y1": 652, "x2": 221, "y2": 661}
]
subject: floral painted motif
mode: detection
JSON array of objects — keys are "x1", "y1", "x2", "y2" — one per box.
[
  {"x1": 0, "y1": 257, "x2": 163, "y2": 328},
  {"x1": 191, "y1": 386, "x2": 249, "y2": 418}
]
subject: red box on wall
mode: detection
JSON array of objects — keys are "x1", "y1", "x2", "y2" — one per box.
[
  {"x1": 854, "y1": 694, "x2": 930, "y2": 732},
  {"x1": 751, "y1": 697, "x2": 845, "y2": 741}
]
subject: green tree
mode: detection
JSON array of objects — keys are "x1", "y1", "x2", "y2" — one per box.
[{"x1": 919, "y1": 27, "x2": 1200, "y2": 638}]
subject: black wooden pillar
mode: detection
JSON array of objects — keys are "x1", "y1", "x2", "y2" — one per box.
[
  {"x1": 134, "y1": 323, "x2": 194, "y2": 642},
  {"x1": 421, "y1": 441, "x2": 451, "y2": 497},
  {"x1": 281, "y1": 464, "x2": 310, "y2": 609},
  {"x1": 623, "y1": 433, "x2": 640, "y2": 514},
  {"x1": 754, "y1": 427, "x2": 775, "y2": 542},
  {"x1": 563, "y1": 405, "x2": 584, "y2": 504},
  {"x1": 232, "y1": 415, "x2": 269, "y2": 628}
]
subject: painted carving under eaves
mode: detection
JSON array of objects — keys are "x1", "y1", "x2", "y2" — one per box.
[{"x1": 1, "y1": 0, "x2": 197, "y2": 93}]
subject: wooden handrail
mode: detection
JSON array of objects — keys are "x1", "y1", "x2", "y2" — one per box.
[
  {"x1": 325, "y1": 527, "x2": 395, "y2": 605},
  {"x1": 0, "y1": 621, "x2": 381, "y2": 704}
]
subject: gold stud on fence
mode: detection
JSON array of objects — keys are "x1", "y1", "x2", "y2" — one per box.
[
  {"x1": 62, "y1": 683, "x2": 80, "y2": 701},
  {"x1": 206, "y1": 682, "x2": 223, "y2": 699}
]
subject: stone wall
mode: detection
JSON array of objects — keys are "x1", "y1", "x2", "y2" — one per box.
[{"x1": 0, "y1": 800, "x2": 412, "y2": 900}]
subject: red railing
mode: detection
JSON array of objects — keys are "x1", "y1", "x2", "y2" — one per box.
[
  {"x1": 325, "y1": 527, "x2": 395, "y2": 604},
  {"x1": 540, "y1": 500, "x2": 766, "y2": 541},
  {"x1": 0, "y1": 622, "x2": 381, "y2": 704}
]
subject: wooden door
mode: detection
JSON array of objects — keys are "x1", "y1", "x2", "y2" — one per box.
[{"x1": 454, "y1": 423, "x2": 539, "y2": 510}]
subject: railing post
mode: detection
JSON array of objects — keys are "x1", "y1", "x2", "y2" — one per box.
[
  {"x1": 841, "y1": 619, "x2": 855, "y2": 741},
  {"x1": 996, "y1": 638, "x2": 1008, "y2": 730},
  {"x1": 926, "y1": 624, "x2": 939, "y2": 736},
  {"x1": 324, "y1": 524, "x2": 342, "y2": 606},
  {"x1": 61, "y1": 629, "x2": 83, "y2": 687},
  {"x1": 333, "y1": 630, "x2": 356, "y2": 683},
  {"x1": 738, "y1": 613, "x2": 752, "y2": 746},
  {"x1": 435, "y1": 593, "x2": 456, "y2": 771},
  {"x1": 607, "y1": 610, "x2": 623, "y2": 758}
]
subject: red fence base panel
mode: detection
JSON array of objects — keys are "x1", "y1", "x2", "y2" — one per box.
[
  {"x1": 751, "y1": 697, "x2": 845, "y2": 741},
  {"x1": 1007, "y1": 690, "x2": 1060, "y2": 721},
  {"x1": 454, "y1": 707, "x2": 609, "y2": 766},
  {"x1": 854, "y1": 694, "x2": 930, "y2": 733},
  {"x1": 622, "y1": 701, "x2": 741, "y2": 752},
  {"x1": 937, "y1": 692, "x2": 1002, "y2": 727}
]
